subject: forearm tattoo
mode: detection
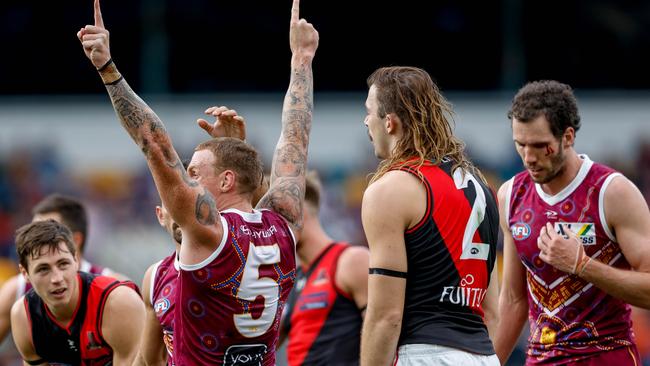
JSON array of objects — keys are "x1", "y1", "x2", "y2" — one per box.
[
  {"x1": 106, "y1": 80, "x2": 167, "y2": 156},
  {"x1": 261, "y1": 62, "x2": 313, "y2": 228},
  {"x1": 167, "y1": 158, "x2": 199, "y2": 188},
  {"x1": 106, "y1": 79, "x2": 198, "y2": 193}
]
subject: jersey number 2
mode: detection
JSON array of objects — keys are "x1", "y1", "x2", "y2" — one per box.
[
  {"x1": 234, "y1": 243, "x2": 281, "y2": 338},
  {"x1": 453, "y1": 170, "x2": 490, "y2": 260}
]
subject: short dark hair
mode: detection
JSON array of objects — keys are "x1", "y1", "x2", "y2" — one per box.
[
  {"x1": 508, "y1": 80, "x2": 581, "y2": 138},
  {"x1": 32, "y1": 194, "x2": 88, "y2": 251},
  {"x1": 15, "y1": 220, "x2": 76, "y2": 272},
  {"x1": 195, "y1": 138, "x2": 264, "y2": 195},
  {"x1": 304, "y1": 171, "x2": 322, "y2": 212}
]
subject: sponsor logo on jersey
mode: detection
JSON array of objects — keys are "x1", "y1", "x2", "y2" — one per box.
[
  {"x1": 460, "y1": 243, "x2": 490, "y2": 261},
  {"x1": 155, "y1": 298, "x2": 171, "y2": 315},
  {"x1": 511, "y1": 222, "x2": 531, "y2": 240},
  {"x1": 439, "y1": 274, "x2": 487, "y2": 309},
  {"x1": 224, "y1": 344, "x2": 267, "y2": 366},
  {"x1": 554, "y1": 222, "x2": 596, "y2": 245},
  {"x1": 544, "y1": 210, "x2": 558, "y2": 219},
  {"x1": 312, "y1": 269, "x2": 329, "y2": 286},
  {"x1": 67, "y1": 338, "x2": 78, "y2": 352},
  {"x1": 240, "y1": 225, "x2": 278, "y2": 239},
  {"x1": 299, "y1": 291, "x2": 329, "y2": 311}
]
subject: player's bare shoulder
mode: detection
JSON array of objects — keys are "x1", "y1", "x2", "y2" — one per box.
[{"x1": 363, "y1": 170, "x2": 426, "y2": 229}]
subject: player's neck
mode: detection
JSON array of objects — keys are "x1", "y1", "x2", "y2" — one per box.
[
  {"x1": 539, "y1": 149, "x2": 583, "y2": 196},
  {"x1": 217, "y1": 193, "x2": 253, "y2": 213},
  {"x1": 297, "y1": 222, "x2": 332, "y2": 268},
  {"x1": 47, "y1": 275, "x2": 81, "y2": 325}
]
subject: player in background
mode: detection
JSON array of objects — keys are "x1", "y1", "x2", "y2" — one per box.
[
  {"x1": 10, "y1": 220, "x2": 144, "y2": 365},
  {"x1": 0, "y1": 193, "x2": 128, "y2": 346},
  {"x1": 280, "y1": 171, "x2": 369, "y2": 366}
]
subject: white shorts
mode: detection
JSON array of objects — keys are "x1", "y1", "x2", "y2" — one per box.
[{"x1": 395, "y1": 344, "x2": 500, "y2": 366}]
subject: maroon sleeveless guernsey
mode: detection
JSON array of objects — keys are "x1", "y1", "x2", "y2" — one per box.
[
  {"x1": 173, "y1": 208, "x2": 297, "y2": 366},
  {"x1": 395, "y1": 159, "x2": 499, "y2": 355},
  {"x1": 284, "y1": 242, "x2": 363, "y2": 366},
  {"x1": 506, "y1": 155, "x2": 636, "y2": 364},
  {"x1": 150, "y1": 252, "x2": 178, "y2": 365}
]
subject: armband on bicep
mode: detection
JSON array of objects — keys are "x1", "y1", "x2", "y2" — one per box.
[
  {"x1": 368, "y1": 267, "x2": 407, "y2": 278},
  {"x1": 24, "y1": 358, "x2": 46, "y2": 366}
]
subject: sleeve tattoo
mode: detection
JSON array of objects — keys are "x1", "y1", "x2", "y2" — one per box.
[{"x1": 258, "y1": 63, "x2": 313, "y2": 229}]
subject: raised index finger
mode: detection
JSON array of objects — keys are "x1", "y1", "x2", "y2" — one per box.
[
  {"x1": 94, "y1": 0, "x2": 105, "y2": 29},
  {"x1": 291, "y1": 0, "x2": 300, "y2": 23}
]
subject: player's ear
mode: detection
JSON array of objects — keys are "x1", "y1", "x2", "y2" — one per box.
[
  {"x1": 19, "y1": 264, "x2": 30, "y2": 284},
  {"x1": 563, "y1": 127, "x2": 575, "y2": 148},
  {"x1": 220, "y1": 170, "x2": 236, "y2": 192},
  {"x1": 385, "y1": 113, "x2": 400, "y2": 134},
  {"x1": 155, "y1": 206, "x2": 165, "y2": 226}
]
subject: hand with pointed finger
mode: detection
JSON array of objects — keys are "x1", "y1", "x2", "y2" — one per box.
[
  {"x1": 538, "y1": 222, "x2": 584, "y2": 274},
  {"x1": 289, "y1": 0, "x2": 319, "y2": 59},
  {"x1": 77, "y1": 0, "x2": 111, "y2": 69},
  {"x1": 197, "y1": 106, "x2": 247, "y2": 141}
]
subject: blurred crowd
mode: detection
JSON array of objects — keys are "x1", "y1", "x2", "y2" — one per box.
[{"x1": 1, "y1": 141, "x2": 650, "y2": 365}]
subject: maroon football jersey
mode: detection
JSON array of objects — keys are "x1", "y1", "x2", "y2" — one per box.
[
  {"x1": 150, "y1": 253, "x2": 178, "y2": 365},
  {"x1": 174, "y1": 208, "x2": 297, "y2": 366},
  {"x1": 507, "y1": 155, "x2": 636, "y2": 364}
]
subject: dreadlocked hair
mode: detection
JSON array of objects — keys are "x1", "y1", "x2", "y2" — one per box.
[{"x1": 367, "y1": 66, "x2": 484, "y2": 184}]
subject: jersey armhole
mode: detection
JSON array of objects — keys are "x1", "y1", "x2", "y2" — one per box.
[
  {"x1": 599, "y1": 172, "x2": 622, "y2": 242},
  {"x1": 178, "y1": 215, "x2": 229, "y2": 271},
  {"x1": 504, "y1": 177, "x2": 514, "y2": 225},
  {"x1": 95, "y1": 280, "x2": 133, "y2": 347},
  {"x1": 149, "y1": 260, "x2": 163, "y2": 306},
  {"x1": 331, "y1": 245, "x2": 354, "y2": 301},
  {"x1": 398, "y1": 168, "x2": 433, "y2": 235}
]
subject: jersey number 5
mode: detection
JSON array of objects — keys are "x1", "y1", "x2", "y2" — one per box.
[{"x1": 234, "y1": 243, "x2": 281, "y2": 338}]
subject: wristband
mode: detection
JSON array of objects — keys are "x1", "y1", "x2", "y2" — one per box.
[
  {"x1": 98, "y1": 59, "x2": 123, "y2": 85},
  {"x1": 97, "y1": 58, "x2": 114, "y2": 72}
]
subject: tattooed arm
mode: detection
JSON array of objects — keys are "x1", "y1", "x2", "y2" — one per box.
[
  {"x1": 257, "y1": 0, "x2": 319, "y2": 236},
  {"x1": 78, "y1": 0, "x2": 223, "y2": 251}
]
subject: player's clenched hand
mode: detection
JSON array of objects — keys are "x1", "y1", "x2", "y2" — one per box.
[
  {"x1": 77, "y1": 0, "x2": 111, "y2": 69},
  {"x1": 538, "y1": 222, "x2": 585, "y2": 274},
  {"x1": 289, "y1": 0, "x2": 319, "y2": 59},
  {"x1": 197, "y1": 106, "x2": 247, "y2": 141}
]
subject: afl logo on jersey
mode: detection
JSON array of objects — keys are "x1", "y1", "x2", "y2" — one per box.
[
  {"x1": 155, "y1": 298, "x2": 171, "y2": 315},
  {"x1": 511, "y1": 223, "x2": 531, "y2": 240}
]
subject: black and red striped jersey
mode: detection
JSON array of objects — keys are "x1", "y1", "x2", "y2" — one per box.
[
  {"x1": 24, "y1": 272, "x2": 140, "y2": 365},
  {"x1": 395, "y1": 158, "x2": 498, "y2": 355},
  {"x1": 284, "y1": 242, "x2": 362, "y2": 366}
]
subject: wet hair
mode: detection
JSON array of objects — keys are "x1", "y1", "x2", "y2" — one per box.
[
  {"x1": 15, "y1": 219, "x2": 76, "y2": 272},
  {"x1": 195, "y1": 137, "x2": 264, "y2": 195},
  {"x1": 508, "y1": 80, "x2": 581, "y2": 138},
  {"x1": 367, "y1": 66, "x2": 481, "y2": 183},
  {"x1": 32, "y1": 194, "x2": 88, "y2": 252}
]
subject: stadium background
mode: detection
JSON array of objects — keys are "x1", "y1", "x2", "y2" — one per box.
[{"x1": 1, "y1": 0, "x2": 650, "y2": 364}]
